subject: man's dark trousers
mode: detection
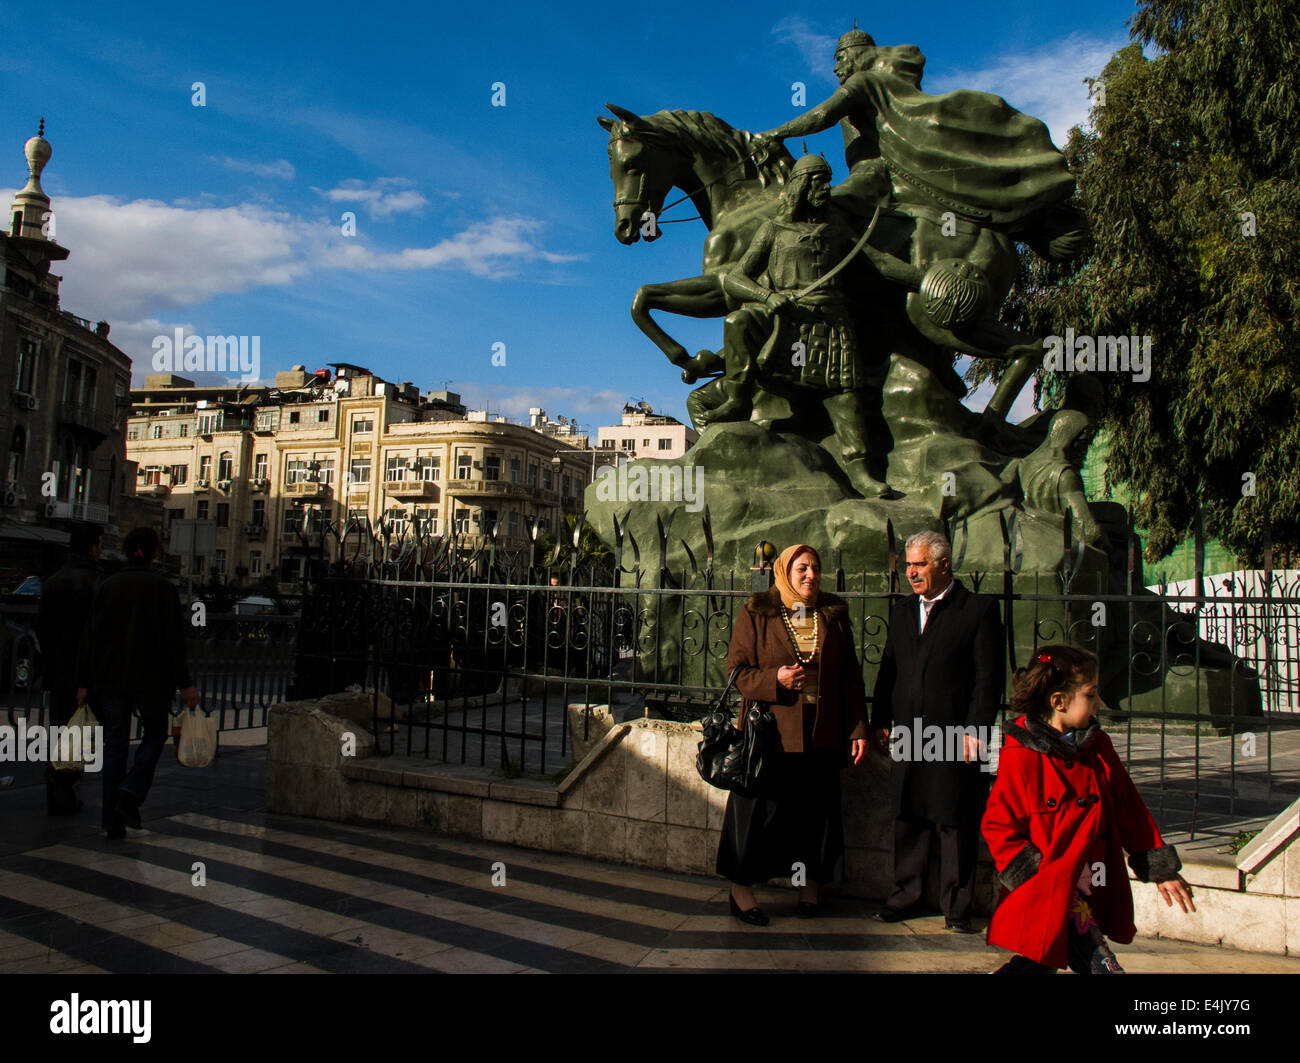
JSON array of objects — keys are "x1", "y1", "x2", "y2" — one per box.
[
  {"x1": 887, "y1": 810, "x2": 981, "y2": 920},
  {"x1": 98, "y1": 691, "x2": 171, "y2": 832}
]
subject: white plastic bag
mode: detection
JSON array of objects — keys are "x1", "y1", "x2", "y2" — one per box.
[
  {"x1": 176, "y1": 706, "x2": 217, "y2": 767},
  {"x1": 52, "y1": 704, "x2": 99, "y2": 773}
]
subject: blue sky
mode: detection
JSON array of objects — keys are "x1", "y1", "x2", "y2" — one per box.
[{"x1": 2, "y1": 0, "x2": 1139, "y2": 432}]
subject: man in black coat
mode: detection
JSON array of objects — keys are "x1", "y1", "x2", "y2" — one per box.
[
  {"x1": 77, "y1": 527, "x2": 199, "y2": 839},
  {"x1": 36, "y1": 523, "x2": 103, "y2": 814},
  {"x1": 869, "y1": 530, "x2": 1003, "y2": 931}
]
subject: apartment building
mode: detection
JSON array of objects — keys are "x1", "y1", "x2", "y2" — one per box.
[
  {"x1": 1, "y1": 122, "x2": 132, "y2": 585},
  {"x1": 126, "y1": 366, "x2": 597, "y2": 588},
  {"x1": 596, "y1": 401, "x2": 697, "y2": 459}
]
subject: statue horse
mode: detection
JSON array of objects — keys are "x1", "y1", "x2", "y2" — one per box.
[{"x1": 601, "y1": 104, "x2": 1080, "y2": 430}]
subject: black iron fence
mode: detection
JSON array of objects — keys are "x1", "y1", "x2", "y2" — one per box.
[{"x1": 285, "y1": 515, "x2": 1299, "y2": 838}]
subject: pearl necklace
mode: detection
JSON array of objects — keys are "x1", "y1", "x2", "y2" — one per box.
[{"x1": 781, "y1": 605, "x2": 819, "y2": 664}]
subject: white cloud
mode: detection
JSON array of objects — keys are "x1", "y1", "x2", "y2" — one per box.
[
  {"x1": 212, "y1": 156, "x2": 296, "y2": 180},
  {"x1": 771, "y1": 16, "x2": 838, "y2": 82},
  {"x1": 320, "y1": 217, "x2": 580, "y2": 277},
  {"x1": 926, "y1": 33, "x2": 1122, "y2": 147},
  {"x1": 315, "y1": 177, "x2": 429, "y2": 218}
]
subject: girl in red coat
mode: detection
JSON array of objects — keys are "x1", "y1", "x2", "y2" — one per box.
[{"x1": 982, "y1": 644, "x2": 1195, "y2": 973}]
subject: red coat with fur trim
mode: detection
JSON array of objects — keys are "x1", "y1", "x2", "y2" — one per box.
[{"x1": 981, "y1": 714, "x2": 1181, "y2": 968}]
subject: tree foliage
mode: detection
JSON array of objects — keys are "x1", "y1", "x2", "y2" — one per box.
[{"x1": 977, "y1": 0, "x2": 1300, "y2": 564}]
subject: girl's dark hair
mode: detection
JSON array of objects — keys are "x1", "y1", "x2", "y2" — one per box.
[{"x1": 1010, "y1": 643, "x2": 1099, "y2": 721}]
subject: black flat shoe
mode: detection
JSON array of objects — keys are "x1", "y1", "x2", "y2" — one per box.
[
  {"x1": 797, "y1": 901, "x2": 821, "y2": 918},
  {"x1": 872, "y1": 905, "x2": 918, "y2": 924},
  {"x1": 945, "y1": 918, "x2": 976, "y2": 933},
  {"x1": 105, "y1": 827, "x2": 126, "y2": 840},
  {"x1": 729, "y1": 892, "x2": 769, "y2": 927}
]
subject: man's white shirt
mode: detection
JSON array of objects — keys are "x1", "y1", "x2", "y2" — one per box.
[{"x1": 918, "y1": 579, "x2": 954, "y2": 633}]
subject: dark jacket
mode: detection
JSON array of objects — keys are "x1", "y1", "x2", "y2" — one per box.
[
  {"x1": 77, "y1": 561, "x2": 193, "y2": 695},
  {"x1": 869, "y1": 579, "x2": 1003, "y2": 824},
  {"x1": 726, "y1": 586, "x2": 868, "y2": 753},
  {"x1": 982, "y1": 714, "x2": 1180, "y2": 968},
  {"x1": 36, "y1": 555, "x2": 102, "y2": 688}
]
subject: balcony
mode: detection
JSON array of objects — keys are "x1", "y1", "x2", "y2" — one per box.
[
  {"x1": 382, "y1": 478, "x2": 439, "y2": 500},
  {"x1": 56, "y1": 401, "x2": 113, "y2": 440},
  {"x1": 284, "y1": 479, "x2": 333, "y2": 500},
  {"x1": 43, "y1": 500, "x2": 110, "y2": 524},
  {"x1": 193, "y1": 479, "x2": 212, "y2": 492},
  {"x1": 446, "y1": 479, "x2": 531, "y2": 500},
  {"x1": 244, "y1": 523, "x2": 266, "y2": 540},
  {"x1": 144, "y1": 483, "x2": 170, "y2": 498},
  {"x1": 250, "y1": 477, "x2": 270, "y2": 492}
]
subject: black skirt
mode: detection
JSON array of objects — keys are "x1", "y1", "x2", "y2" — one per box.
[{"x1": 715, "y1": 747, "x2": 846, "y2": 887}]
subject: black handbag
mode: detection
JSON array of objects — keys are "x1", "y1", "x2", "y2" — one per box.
[{"x1": 697, "y1": 665, "x2": 777, "y2": 795}]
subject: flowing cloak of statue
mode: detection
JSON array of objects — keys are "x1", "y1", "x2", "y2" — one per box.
[{"x1": 842, "y1": 45, "x2": 1077, "y2": 226}]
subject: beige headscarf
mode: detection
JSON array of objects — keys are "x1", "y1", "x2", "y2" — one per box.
[{"x1": 774, "y1": 543, "x2": 822, "y2": 610}]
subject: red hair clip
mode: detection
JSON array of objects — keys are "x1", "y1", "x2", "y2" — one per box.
[{"x1": 1035, "y1": 652, "x2": 1053, "y2": 664}]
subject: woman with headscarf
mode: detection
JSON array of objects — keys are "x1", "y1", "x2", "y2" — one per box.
[{"x1": 718, "y1": 544, "x2": 869, "y2": 924}]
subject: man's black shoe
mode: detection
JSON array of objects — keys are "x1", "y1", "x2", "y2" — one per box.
[
  {"x1": 106, "y1": 827, "x2": 126, "y2": 840},
  {"x1": 114, "y1": 791, "x2": 142, "y2": 829},
  {"x1": 872, "y1": 906, "x2": 919, "y2": 924},
  {"x1": 945, "y1": 918, "x2": 976, "y2": 933}
]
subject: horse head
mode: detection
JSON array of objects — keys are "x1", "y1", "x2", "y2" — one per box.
[{"x1": 598, "y1": 103, "x2": 682, "y2": 244}]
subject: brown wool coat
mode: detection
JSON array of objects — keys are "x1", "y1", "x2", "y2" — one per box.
[{"x1": 726, "y1": 586, "x2": 868, "y2": 752}]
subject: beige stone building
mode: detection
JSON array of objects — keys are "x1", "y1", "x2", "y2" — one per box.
[
  {"x1": 1, "y1": 121, "x2": 133, "y2": 586},
  {"x1": 596, "y1": 401, "x2": 697, "y2": 459},
  {"x1": 126, "y1": 365, "x2": 599, "y2": 588}
]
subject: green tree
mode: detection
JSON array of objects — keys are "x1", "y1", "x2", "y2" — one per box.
[
  {"x1": 535, "y1": 513, "x2": 613, "y2": 572},
  {"x1": 975, "y1": 0, "x2": 1300, "y2": 564}
]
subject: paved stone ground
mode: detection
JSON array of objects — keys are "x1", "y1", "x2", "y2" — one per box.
[{"x1": 2, "y1": 736, "x2": 1299, "y2": 974}]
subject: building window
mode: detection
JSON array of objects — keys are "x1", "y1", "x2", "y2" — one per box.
[
  {"x1": 144, "y1": 466, "x2": 163, "y2": 486},
  {"x1": 216, "y1": 503, "x2": 230, "y2": 528},
  {"x1": 253, "y1": 454, "x2": 268, "y2": 479},
  {"x1": 151, "y1": 424, "x2": 164, "y2": 439},
  {"x1": 385, "y1": 507, "x2": 407, "y2": 536},
  {"x1": 562, "y1": 474, "x2": 572, "y2": 498},
  {"x1": 454, "y1": 508, "x2": 471, "y2": 534},
  {"x1": 168, "y1": 464, "x2": 188, "y2": 485},
  {"x1": 213, "y1": 549, "x2": 227, "y2": 581},
  {"x1": 386, "y1": 455, "x2": 407, "y2": 481},
  {"x1": 658, "y1": 438, "x2": 672, "y2": 451},
  {"x1": 352, "y1": 417, "x2": 374, "y2": 434},
  {"x1": 620, "y1": 438, "x2": 635, "y2": 451},
  {"x1": 484, "y1": 455, "x2": 501, "y2": 481},
  {"x1": 196, "y1": 500, "x2": 209, "y2": 520},
  {"x1": 528, "y1": 463, "x2": 538, "y2": 488},
  {"x1": 198, "y1": 456, "x2": 212, "y2": 481},
  {"x1": 456, "y1": 454, "x2": 473, "y2": 480},
  {"x1": 345, "y1": 507, "x2": 367, "y2": 533},
  {"x1": 197, "y1": 411, "x2": 221, "y2": 434},
  {"x1": 192, "y1": 555, "x2": 205, "y2": 575},
  {"x1": 7, "y1": 426, "x2": 26, "y2": 486},
  {"x1": 14, "y1": 338, "x2": 38, "y2": 394},
  {"x1": 283, "y1": 506, "x2": 304, "y2": 534},
  {"x1": 179, "y1": 423, "x2": 189, "y2": 437},
  {"x1": 599, "y1": 440, "x2": 615, "y2": 449},
  {"x1": 217, "y1": 452, "x2": 233, "y2": 481},
  {"x1": 509, "y1": 457, "x2": 521, "y2": 483},
  {"x1": 289, "y1": 410, "x2": 302, "y2": 424},
  {"x1": 317, "y1": 459, "x2": 335, "y2": 485},
  {"x1": 643, "y1": 439, "x2": 650, "y2": 447},
  {"x1": 251, "y1": 499, "x2": 265, "y2": 527},
  {"x1": 286, "y1": 459, "x2": 308, "y2": 485},
  {"x1": 415, "y1": 455, "x2": 440, "y2": 481},
  {"x1": 350, "y1": 457, "x2": 371, "y2": 485},
  {"x1": 414, "y1": 507, "x2": 437, "y2": 535},
  {"x1": 483, "y1": 508, "x2": 498, "y2": 532},
  {"x1": 508, "y1": 510, "x2": 519, "y2": 537},
  {"x1": 317, "y1": 408, "x2": 330, "y2": 422},
  {"x1": 249, "y1": 551, "x2": 262, "y2": 577},
  {"x1": 256, "y1": 411, "x2": 276, "y2": 432},
  {"x1": 63, "y1": 360, "x2": 82, "y2": 405},
  {"x1": 543, "y1": 467, "x2": 553, "y2": 491}
]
